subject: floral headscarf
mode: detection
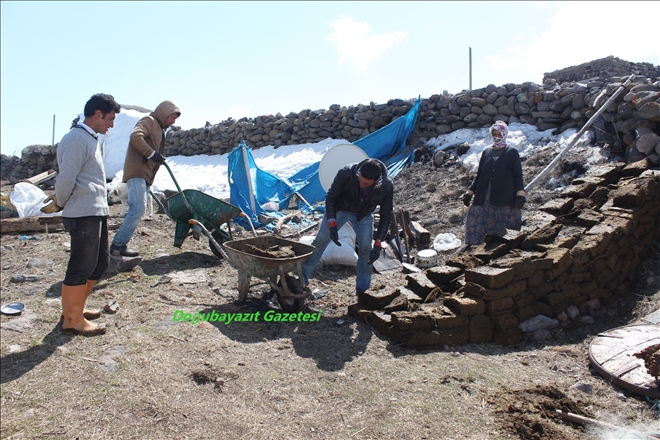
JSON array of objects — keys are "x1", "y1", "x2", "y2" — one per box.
[{"x1": 490, "y1": 120, "x2": 509, "y2": 149}]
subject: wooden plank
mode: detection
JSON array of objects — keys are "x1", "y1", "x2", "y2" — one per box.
[
  {"x1": 589, "y1": 324, "x2": 660, "y2": 399},
  {"x1": 410, "y1": 221, "x2": 431, "y2": 244},
  {"x1": 0, "y1": 215, "x2": 63, "y2": 233},
  {"x1": 22, "y1": 170, "x2": 57, "y2": 185}
]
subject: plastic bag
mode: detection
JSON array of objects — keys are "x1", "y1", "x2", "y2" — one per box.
[
  {"x1": 9, "y1": 182, "x2": 60, "y2": 218},
  {"x1": 433, "y1": 232, "x2": 461, "y2": 252},
  {"x1": 299, "y1": 223, "x2": 358, "y2": 267}
]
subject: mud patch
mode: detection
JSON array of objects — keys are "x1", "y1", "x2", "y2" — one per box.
[
  {"x1": 489, "y1": 385, "x2": 591, "y2": 440},
  {"x1": 634, "y1": 343, "x2": 660, "y2": 381},
  {"x1": 245, "y1": 244, "x2": 296, "y2": 258}
]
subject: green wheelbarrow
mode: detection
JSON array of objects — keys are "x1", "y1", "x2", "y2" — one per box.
[{"x1": 150, "y1": 162, "x2": 256, "y2": 258}]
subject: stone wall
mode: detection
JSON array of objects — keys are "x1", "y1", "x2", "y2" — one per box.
[
  {"x1": 1, "y1": 145, "x2": 57, "y2": 183},
  {"x1": 163, "y1": 57, "x2": 659, "y2": 167},
  {"x1": 2, "y1": 57, "x2": 659, "y2": 182},
  {"x1": 348, "y1": 161, "x2": 660, "y2": 347}
]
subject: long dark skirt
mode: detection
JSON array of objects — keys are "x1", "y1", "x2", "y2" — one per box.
[{"x1": 465, "y1": 191, "x2": 521, "y2": 245}]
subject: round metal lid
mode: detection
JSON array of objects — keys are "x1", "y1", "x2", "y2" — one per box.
[
  {"x1": 1, "y1": 301, "x2": 25, "y2": 315},
  {"x1": 318, "y1": 144, "x2": 369, "y2": 192}
]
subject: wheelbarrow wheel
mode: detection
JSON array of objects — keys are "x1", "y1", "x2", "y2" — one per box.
[
  {"x1": 209, "y1": 230, "x2": 227, "y2": 259},
  {"x1": 275, "y1": 274, "x2": 306, "y2": 313}
]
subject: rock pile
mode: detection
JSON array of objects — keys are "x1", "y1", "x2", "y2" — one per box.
[
  {"x1": 1, "y1": 145, "x2": 57, "y2": 183},
  {"x1": 349, "y1": 161, "x2": 660, "y2": 347}
]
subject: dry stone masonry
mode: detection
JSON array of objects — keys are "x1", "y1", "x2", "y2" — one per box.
[
  {"x1": 2, "y1": 57, "x2": 658, "y2": 182},
  {"x1": 1, "y1": 145, "x2": 57, "y2": 183},
  {"x1": 348, "y1": 161, "x2": 660, "y2": 348}
]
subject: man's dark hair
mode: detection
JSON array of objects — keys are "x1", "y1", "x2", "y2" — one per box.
[
  {"x1": 83, "y1": 93, "x2": 121, "y2": 118},
  {"x1": 359, "y1": 159, "x2": 382, "y2": 180}
]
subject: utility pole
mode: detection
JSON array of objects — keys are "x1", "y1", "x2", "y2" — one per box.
[
  {"x1": 469, "y1": 47, "x2": 472, "y2": 90},
  {"x1": 52, "y1": 114, "x2": 56, "y2": 145}
]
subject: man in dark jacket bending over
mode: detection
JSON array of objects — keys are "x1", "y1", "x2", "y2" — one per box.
[{"x1": 301, "y1": 158, "x2": 394, "y2": 301}]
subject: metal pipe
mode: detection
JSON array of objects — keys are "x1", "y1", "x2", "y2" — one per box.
[{"x1": 525, "y1": 74, "x2": 635, "y2": 193}]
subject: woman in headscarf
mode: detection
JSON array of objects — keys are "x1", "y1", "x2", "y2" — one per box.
[{"x1": 462, "y1": 121, "x2": 526, "y2": 245}]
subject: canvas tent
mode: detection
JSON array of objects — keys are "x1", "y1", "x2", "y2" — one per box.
[{"x1": 228, "y1": 98, "x2": 421, "y2": 229}]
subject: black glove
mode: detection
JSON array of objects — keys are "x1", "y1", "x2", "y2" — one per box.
[
  {"x1": 515, "y1": 195, "x2": 526, "y2": 209},
  {"x1": 461, "y1": 191, "x2": 473, "y2": 207},
  {"x1": 151, "y1": 152, "x2": 166, "y2": 164},
  {"x1": 328, "y1": 219, "x2": 341, "y2": 246},
  {"x1": 367, "y1": 241, "x2": 382, "y2": 265}
]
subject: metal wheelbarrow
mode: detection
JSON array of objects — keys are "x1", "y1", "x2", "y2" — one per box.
[
  {"x1": 218, "y1": 235, "x2": 314, "y2": 313},
  {"x1": 151, "y1": 162, "x2": 255, "y2": 258}
]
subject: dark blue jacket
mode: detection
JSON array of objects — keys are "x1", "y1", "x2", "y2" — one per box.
[
  {"x1": 325, "y1": 159, "x2": 394, "y2": 241},
  {"x1": 469, "y1": 146, "x2": 524, "y2": 206}
]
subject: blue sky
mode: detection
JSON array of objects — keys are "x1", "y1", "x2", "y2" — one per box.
[{"x1": 1, "y1": 1, "x2": 658, "y2": 157}]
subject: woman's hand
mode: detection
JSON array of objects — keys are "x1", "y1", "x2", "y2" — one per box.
[{"x1": 461, "y1": 190, "x2": 473, "y2": 207}]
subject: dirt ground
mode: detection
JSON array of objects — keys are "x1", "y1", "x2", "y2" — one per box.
[{"x1": 1, "y1": 141, "x2": 659, "y2": 439}]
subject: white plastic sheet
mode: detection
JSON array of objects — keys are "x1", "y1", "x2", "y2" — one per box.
[{"x1": 9, "y1": 182, "x2": 60, "y2": 218}]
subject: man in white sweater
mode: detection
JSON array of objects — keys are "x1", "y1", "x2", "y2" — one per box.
[{"x1": 42, "y1": 93, "x2": 121, "y2": 336}]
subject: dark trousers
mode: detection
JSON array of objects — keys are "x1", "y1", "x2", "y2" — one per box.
[{"x1": 62, "y1": 216, "x2": 109, "y2": 286}]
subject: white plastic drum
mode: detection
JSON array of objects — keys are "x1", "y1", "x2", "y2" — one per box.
[
  {"x1": 318, "y1": 144, "x2": 369, "y2": 192},
  {"x1": 416, "y1": 249, "x2": 438, "y2": 269}
]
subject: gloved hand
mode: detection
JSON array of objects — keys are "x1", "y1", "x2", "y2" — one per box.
[
  {"x1": 40, "y1": 195, "x2": 62, "y2": 214},
  {"x1": 367, "y1": 240, "x2": 382, "y2": 265},
  {"x1": 328, "y1": 219, "x2": 341, "y2": 246},
  {"x1": 461, "y1": 191, "x2": 473, "y2": 207},
  {"x1": 151, "y1": 152, "x2": 166, "y2": 164}
]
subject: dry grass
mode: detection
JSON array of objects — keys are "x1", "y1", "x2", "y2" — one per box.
[{"x1": 2, "y1": 149, "x2": 660, "y2": 440}]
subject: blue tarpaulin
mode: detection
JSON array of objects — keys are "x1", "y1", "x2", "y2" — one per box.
[{"x1": 228, "y1": 97, "x2": 420, "y2": 228}]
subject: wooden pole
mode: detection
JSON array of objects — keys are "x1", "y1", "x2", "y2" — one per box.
[
  {"x1": 241, "y1": 143, "x2": 256, "y2": 214},
  {"x1": 556, "y1": 410, "x2": 660, "y2": 439},
  {"x1": 469, "y1": 47, "x2": 472, "y2": 91},
  {"x1": 525, "y1": 74, "x2": 634, "y2": 193}
]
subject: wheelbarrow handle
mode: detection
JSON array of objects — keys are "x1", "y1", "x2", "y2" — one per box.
[
  {"x1": 161, "y1": 162, "x2": 194, "y2": 214},
  {"x1": 188, "y1": 219, "x2": 231, "y2": 260}
]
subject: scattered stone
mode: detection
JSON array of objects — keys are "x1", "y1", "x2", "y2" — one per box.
[
  {"x1": 579, "y1": 299, "x2": 601, "y2": 316},
  {"x1": 519, "y1": 315, "x2": 559, "y2": 333},
  {"x1": 0, "y1": 310, "x2": 35, "y2": 333},
  {"x1": 104, "y1": 301, "x2": 119, "y2": 314},
  {"x1": 151, "y1": 275, "x2": 172, "y2": 287},
  {"x1": 22, "y1": 285, "x2": 47, "y2": 296},
  {"x1": 566, "y1": 305, "x2": 580, "y2": 320},
  {"x1": 97, "y1": 346, "x2": 128, "y2": 372},
  {"x1": 8, "y1": 345, "x2": 22, "y2": 354},
  {"x1": 10, "y1": 274, "x2": 45, "y2": 283},
  {"x1": 169, "y1": 270, "x2": 208, "y2": 284},
  {"x1": 533, "y1": 329, "x2": 550, "y2": 342},
  {"x1": 569, "y1": 381, "x2": 594, "y2": 394},
  {"x1": 25, "y1": 258, "x2": 53, "y2": 268},
  {"x1": 556, "y1": 311, "x2": 568, "y2": 322},
  {"x1": 578, "y1": 316, "x2": 595, "y2": 324},
  {"x1": 106, "y1": 255, "x2": 142, "y2": 274}
]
